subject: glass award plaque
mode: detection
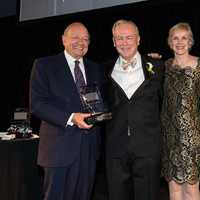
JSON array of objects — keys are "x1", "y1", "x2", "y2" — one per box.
[{"x1": 79, "y1": 85, "x2": 112, "y2": 125}]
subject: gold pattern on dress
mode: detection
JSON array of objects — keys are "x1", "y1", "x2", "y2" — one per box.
[{"x1": 161, "y1": 58, "x2": 200, "y2": 184}]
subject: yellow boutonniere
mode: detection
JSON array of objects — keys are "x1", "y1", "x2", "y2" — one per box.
[{"x1": 146, "y1": 62, "x2": 155, "y2": 75}]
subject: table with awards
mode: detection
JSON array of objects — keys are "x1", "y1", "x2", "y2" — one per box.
[{"x1": 0, "y1": 134, "x2": 42, "y2": 200}]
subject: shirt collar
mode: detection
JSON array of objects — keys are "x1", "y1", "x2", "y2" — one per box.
[
  {"x1": 119, "y1": 52, "x2": 140, "y2": 65},
  {"x1": 64, "y1": 50, "x2": 84, "y2": 67},
  {"x1": 116, "y1": 51, "x2": 141, "y2": 71}
]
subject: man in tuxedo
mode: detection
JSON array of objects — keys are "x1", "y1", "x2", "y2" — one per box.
[
  {"x1": 30, "y1": 22, "x2": 103, "y2": 200},
  {"x1": 104, "y1": 19, "x2": 164, "y2": 200}
]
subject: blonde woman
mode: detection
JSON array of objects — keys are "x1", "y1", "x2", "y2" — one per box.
[{"x1": 161, "y1": 22, "x2": 200, "y2": 200}]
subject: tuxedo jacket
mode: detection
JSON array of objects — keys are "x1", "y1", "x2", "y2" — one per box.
[
  {"x1": 104, "y1": 55, "x2": 164, "y2": 158},
  {"x1": 30, "y1": 52, "x2": 103, "y2": 167}
]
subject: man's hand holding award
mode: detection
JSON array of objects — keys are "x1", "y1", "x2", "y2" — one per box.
[{"x1": 80, "y1": 85, "x2": 112, "y2": 125}]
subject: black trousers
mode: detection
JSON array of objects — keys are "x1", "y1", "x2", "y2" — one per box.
[
  {"x1": 42, "y1": 135, "x2": 96, "y2": 200},
  {"x1": 106, "y1": 152, "x2": 160, "y2": 200}
]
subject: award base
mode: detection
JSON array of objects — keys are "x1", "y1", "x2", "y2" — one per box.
[{"x1": 85, "y1": 112, "x2": 112, "y2": 125}]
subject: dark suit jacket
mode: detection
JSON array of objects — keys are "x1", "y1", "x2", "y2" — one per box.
[
  {"x1": 30, "y1": 52, "x2": 103, "y2": 167},
  {"x1": 104, "y1": 55, "x2": 164, "y2": 158}
]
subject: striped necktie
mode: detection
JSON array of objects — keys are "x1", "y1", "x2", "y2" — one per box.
[{"x1": 74, "y1": 60, "x2": 86, "y2": 90}]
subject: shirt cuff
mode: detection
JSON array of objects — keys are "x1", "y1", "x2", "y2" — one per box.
[{"x1": 66, "y1": 113, "x2": 74, "y2": 126}]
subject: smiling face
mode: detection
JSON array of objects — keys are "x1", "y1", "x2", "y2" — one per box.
[
  {"x1": 112, "y1": 21, "x2": 140, "y2": 62},
  {"x1": 62, "y1": 23, "x2": 90, "y2": 59},
  {"x1": 169, "y1": 29, "x2": 191, "y2": 56},
  {"x1": 168, "y1": 23, "x2": 194, "y2": 56}
]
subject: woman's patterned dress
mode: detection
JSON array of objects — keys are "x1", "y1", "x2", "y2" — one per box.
[{"x1": 161, "y1": 58, "x2": 200, "y2": 184}]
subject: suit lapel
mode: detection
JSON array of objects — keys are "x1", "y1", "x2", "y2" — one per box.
[
  {"x1": 83, "y1": 58, "x2": 97, "y2": 86},
  {"x1": 83, "y1": 59, "x2": 91, "y2": 85},
  {"x1": 56, "y1": 53, "x2": 81, "y2": 101},
  {"x1": 107, "y1": 59, "x2": 129, "y2": 100},
  {"x1": 141, "y1": 56, "x2": 150, "y2": 80}
]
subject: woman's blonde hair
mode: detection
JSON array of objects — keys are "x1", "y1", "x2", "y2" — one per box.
[{"x1": 168, "y1": 22, "x2": 194, "y2": 49}]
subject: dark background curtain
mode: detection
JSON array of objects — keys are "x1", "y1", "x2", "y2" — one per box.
[{"x1": 0, "y1": 0, "x2": 199, "y2": 131}]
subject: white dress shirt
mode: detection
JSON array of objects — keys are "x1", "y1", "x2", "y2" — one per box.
[
  {"x1": 64, "y1": 50, "x2": 87, "y2": 84},
  {"x1": 111, "y1": 52, "x2": 145, "y2": 99},
  {"x1": 63, "y1": 50, "x2": 87, "y2": 126},
  {"x1": 111, "y1": 52, "x2": 145, "y2": 136}
]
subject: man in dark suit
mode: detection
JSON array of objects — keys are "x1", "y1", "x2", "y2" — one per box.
[
  {"x1": 30, "y1": 22, "x2": 103, "y2": 200},
  {"x1": 104, "y1": 19, "x2": 164, "y2": 200}
]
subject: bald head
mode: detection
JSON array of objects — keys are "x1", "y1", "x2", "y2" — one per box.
[
  {"x1": 63, "y1": 22, "x2": 89, "y2": 38},
  {"x1": 62, "y1": 22, "x2": 90, "y2": 59}
]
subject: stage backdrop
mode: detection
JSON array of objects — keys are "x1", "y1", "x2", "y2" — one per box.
[{"x1": 19, "y1": 0, "x2": 148, "y2": 21}]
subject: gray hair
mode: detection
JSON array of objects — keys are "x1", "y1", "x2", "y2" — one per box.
[{"x1": 112, "y1": 19, "x2": 139, "y2": 35}]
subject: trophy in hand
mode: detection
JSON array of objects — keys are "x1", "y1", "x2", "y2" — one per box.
[{"x1": 80, "y1": 85, "x2": 112, "y2": 125}]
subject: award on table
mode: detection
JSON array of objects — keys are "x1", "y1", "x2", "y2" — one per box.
[{"x1": 79, "y1": 85, "x2": 112, "y2": 125}]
